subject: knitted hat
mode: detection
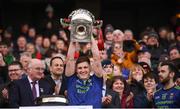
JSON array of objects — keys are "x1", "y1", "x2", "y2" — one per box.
[
  {"x1": 147, "y1": 32, "x2": 159, "y2": 39},
  {"x1": 46, "y1": 4, "x2": 53, "y2": 12},
  {"x1": 104, "y1": 24, "x2": 114, "y2": 35}
]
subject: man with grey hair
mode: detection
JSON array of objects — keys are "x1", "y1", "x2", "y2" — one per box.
[
  {"x1": 113, "y1": 29, "x2": 124, "y2": 43},
  {"x1": 124, "y1": 29, "x2": 134, "y2": 40},
  {"x1": 9, "y1": 59, "x2": 53, "y2": 107},
  {"x1": 19, "y1": 52, "x2": 32, "y2": 78}
]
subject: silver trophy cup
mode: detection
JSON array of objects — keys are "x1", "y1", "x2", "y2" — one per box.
[{"x1": 60, "y1": 9, "x2": 102, "y2": 42}]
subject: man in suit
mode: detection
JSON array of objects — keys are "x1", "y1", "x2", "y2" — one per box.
[
  {"x1": 44, "y1": 56, "x2": 67, "y2": 96},
  {"x1": 9, "y1": 59, "x2": 53, "y2": 107},
  {"x1": 0, "y1": 61, "x2": 23, "y2": 107}
]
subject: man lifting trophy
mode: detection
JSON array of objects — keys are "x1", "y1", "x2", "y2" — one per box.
[{"x1": 60, "y1": 8, "x2": 103, "y2": 42}]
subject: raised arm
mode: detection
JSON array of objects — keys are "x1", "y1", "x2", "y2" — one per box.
[
  {"x1": 91, "y1": 36, "x2": 103, "y2": 78},
  {"x1": 65, "y1": 42, "x2": 76, "y2": 77}
]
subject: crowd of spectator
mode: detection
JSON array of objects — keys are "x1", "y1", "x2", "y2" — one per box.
[{"x1": 0, "y1": 4, "x2": 179, "y2": 108}]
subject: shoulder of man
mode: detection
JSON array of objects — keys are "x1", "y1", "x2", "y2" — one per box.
[
  {"x1": 42, "y1": 75, "x2": 56, "y2": 86},
  {"x1": 12, "y1": 78, "x2": 26, "y2": 85},
  {"x1": 154, "y1": 87, "x2": 163, "y2": 94},
  {"x1": 174, "y1": 85, "x2": 180, "y2": 90}
]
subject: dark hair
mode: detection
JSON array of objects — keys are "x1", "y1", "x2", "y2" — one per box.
[
  {"x1": 50, "y1": 56, "x2": 64, "y2": 66},
  {"x1": 35, "y1": 34, "x2": 43, "y2": 40},
  {"x1": 101, "y1": 59, "x2": 113, "y2": 67},
  {"x1": 158, "y1": 26, "x2": 170, "y2": 33},
  {"x1": 0, "y1": 41, "x2": 10, "y2": 47},
  {"x1": 143, "y1": 72, "x2": 158, "y2": 83},
  {"x1": 57, "y1": 37, "x2": 66, "y2": 43},
  {"x1": 8, "y1": 61, "x2": 23, "y2": 69},
  {"x1": 160, "y1": 62, "x2": 179, "y2": 81},
  {"x1": 57, "y1": 37, "x2": 68, "y2": 49},
  {"x1": 108, "y1": 76, "x2": 130, "y2": 95},
  {"x1": 168, "y1": 45, "x2": 180, "y2": 55},
  {"x1": 104, "y1": 24, "x2": 114, "y2": 35},
  {"x1": 138, "y1": 62, "x2": 151, "y2": 73},
  {"x1": 75, "y1": 56, "x2": 90, "y2": 66}
]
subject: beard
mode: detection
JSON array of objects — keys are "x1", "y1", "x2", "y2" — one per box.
[{"x1": 160, "y1": 76, "x2": 170, "y2": 85}]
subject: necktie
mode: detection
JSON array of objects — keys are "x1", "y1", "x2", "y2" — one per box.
[
  {"x1": 55, "y1": 80, "x2": 61, "y2": 95},
  {"x1": 31, "y1": 81, "x2": 37, "y2": 100}
]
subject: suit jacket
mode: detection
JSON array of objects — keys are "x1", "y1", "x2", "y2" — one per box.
[
  {"x1": 9, "y1": 77, "x2": 54, "y2": 107},
  {"x1": 43, "y1": 74, "x2": 67, "y2": 96},
  {"x1": 0, "y1": 82, "x2": 12, "y2": 107},
  {"x1": 102, "y1": 89, "x2": 121, "y2": 108}
]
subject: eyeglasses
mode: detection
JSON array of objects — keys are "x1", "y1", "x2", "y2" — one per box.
[{"x1": 9, "y1": 69, "x2": 21, "y2": 72}]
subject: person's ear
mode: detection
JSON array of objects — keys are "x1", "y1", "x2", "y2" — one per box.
[
  {"x1": 89, "y1": 64, "x2": 92, "y2": 71},
  {"x1": 49, "y1": 66, "x2": 52, "y2": 72},
  {"x1": 169, "y1": 71, "x2": 175, "y2": 79},
  {"x1": 27, "y1": 68, "x2": 31, "y2": 73}
]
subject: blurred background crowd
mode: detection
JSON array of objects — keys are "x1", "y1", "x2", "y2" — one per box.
[{"x1": 0, "y1": 0, "x2": 179, "y2": 108}]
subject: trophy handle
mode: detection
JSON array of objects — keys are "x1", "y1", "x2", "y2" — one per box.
[
  {"x1": 93, "y1": 20, "x2": 103, "y2": 29},
  {"x1": 60, "y1": 18, "x2": 71, "y2": 28},
  {"x1": 97, "y1": 29, "x2": 104, "y2": 50}
]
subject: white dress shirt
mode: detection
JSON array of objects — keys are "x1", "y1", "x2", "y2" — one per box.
[{"x1": 27, "y1": 76, "x2": 40, "y2": 98}]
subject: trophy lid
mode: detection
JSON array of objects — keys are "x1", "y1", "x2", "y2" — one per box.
[
  {"x1": 36, "y1": 95, "x2": 68, "y2": 106},
  {"x1": 68, "y1": 9, "x2": 95, "y2": 22}
]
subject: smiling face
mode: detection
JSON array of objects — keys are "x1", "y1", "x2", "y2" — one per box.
[
  {"x1": 103, "y1": 64, "x2": 113, "y2": 75},
  {"x1": 113, "y1": 30, "x2": 124, "y2": 43},
  {"x1": 144, "y1": 77, "x2": 156, "y2": 91},
  {"x1": 28, "y1": 59, "x2": 45, "y2": 81},
  {"x1": 113, "y1": 65, "x2": 121, "y2": 76},
  {"x1": 113, "y1": 43, "x2": 123, "y2": 56},
  {"x1": 132, "y1": 66, "x2": 144, "y2": 81},
  {"x1": 112, "y1": 79, "x2": 124, "y2": 94},
  {"x1": 105, "y1": 32, "x2": 113, "y2": 41},
  {"x1": 50, "y1": 58, "x2": 64, "y2": 76},
  {"x1": 8, "y1": 65, "x2": 22, "y2": 81},
  {"x1": 0, "y1": 44, "x2": 8, "y2": 56},
  {"x1": 76, "y1": 62, "x2": 90, "y2": 80}
]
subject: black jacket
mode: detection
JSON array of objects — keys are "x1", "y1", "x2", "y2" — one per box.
[
  {"x1": 43, "y1": 74, "x2": 67, "y2": 96},
  {"x1": 134, "y1": 90, "x2": 154, "y2": 108},
  {"x1": 0, "y1": 82, "x2": 12, "y2": 107},
  {"x1": 129, "y1": 80, "x2": 145, "y2": 96},
  {"x1": 102, "y1": 89, "x2": 121, "y2": 108}
]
